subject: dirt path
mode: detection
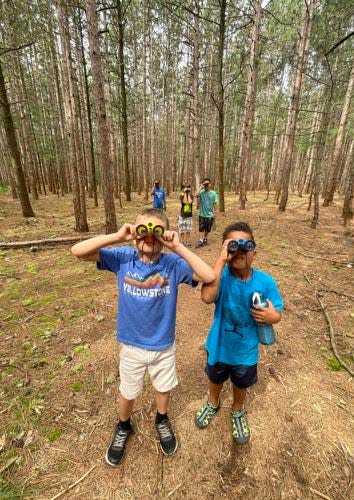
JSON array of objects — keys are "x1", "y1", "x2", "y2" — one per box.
[{"x1": 0, "y1": 192, "x2": 353, "y2": 499}]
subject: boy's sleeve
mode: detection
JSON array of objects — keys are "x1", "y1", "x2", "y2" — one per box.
[
  {"x1": 213, "y1": 192, "x2": 218, "y2": 204},
  {"x1": 267, "y1": 277, "x2": 283, "y2": 311},
  {"x1": 97, "y1": 247, "x2": 123, "y2": 273},
  {"x1": 175, "y1": 257, "x2": 198, "y2": 287}
]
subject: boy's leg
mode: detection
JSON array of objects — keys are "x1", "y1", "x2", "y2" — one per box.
[
  {"x1": 155, "y1": 389, "x2": 170, "y2": 414},
  {"x1": 229, "y1": 364, "x2": 257, "y2": 445},
  {"x1": 195, "y1": 362, "x2": 229, "y2": 429},
  {"x1": 209, "y1": 381, "x2": 223, "y2": 407},
  {"x1": 149, "y1": 346, "x2": 178, "y2": 455},
  {"x1": 232, "y1": 386, "x2": 247, "y2": 412},
  {"x1": 119, "y1": 393, "x2": 135, "y2": 421},
  {"x1": 106, "y1": 345, "x2": 146, "y2": 466}
]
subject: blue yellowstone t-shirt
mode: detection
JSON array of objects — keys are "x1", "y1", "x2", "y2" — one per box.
[
  {"x1": 152, "y1": 188, "x2": 166, "y2": 209},
  {"x1": 97, "y1": 246, "x2": 197, "y2": 350},
  {"x1": 205, "y1": 267, "x2": 283, "y2": 366}
]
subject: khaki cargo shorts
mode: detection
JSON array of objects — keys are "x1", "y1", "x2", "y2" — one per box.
[{"x1": 119, "y1": 343, "x2": 178, "y2": 400}]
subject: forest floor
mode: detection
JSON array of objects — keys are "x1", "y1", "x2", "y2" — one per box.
[{"x1": 0, "y1": 191, "x2": 353, "y2": 500}]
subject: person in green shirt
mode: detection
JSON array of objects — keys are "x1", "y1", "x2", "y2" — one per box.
[{"x1": 195, "y1": 178, "x2": 218, "y2": 248}]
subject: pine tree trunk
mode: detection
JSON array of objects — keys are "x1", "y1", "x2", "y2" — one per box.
[
  {"x1": 0, "y1": 59, "x2": 35, "y2": 217},
  {"x1": 85, "y1": 0, "x2": 117, "y2": 232},
  {"x1": 216, "y1": 0, "x2": 226, "y2": 213},
  {"x1": 116, "y1": 0, "x2": 131, "y2": 202},
  {"x1": 342, "y1": 140, "x2": 353, "y2": 225},
  {"x1": 323, "y1": 60, "x2": 354, "y2": 206},
  {"x1": 279, "y1": 0, "x2": 314, "y2": 212},
  {"x1": 239, "y1": 0, "x2": 262, "y2": 210},
  {"x1": 311, "y1": 92, "x2": 331, "y2": 228},
  {"x1": 59, "y1": 2, "x2": 89, "y2": 232}
]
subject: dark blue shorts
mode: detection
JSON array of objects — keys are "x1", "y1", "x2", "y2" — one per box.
[{"x1": 205, "y1": 361, "x2": 258, "y2": 389}]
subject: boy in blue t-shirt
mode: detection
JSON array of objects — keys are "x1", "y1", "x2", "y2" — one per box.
[
  {"x1": 71, "y1": 209, "x2": 215, "y2": 465},
  {"x1": 151, "y1": 179, "x2": 166, "y2": 210},
  {"x1": 195, "y1": 221, "x2": 283, "y2": 444}
]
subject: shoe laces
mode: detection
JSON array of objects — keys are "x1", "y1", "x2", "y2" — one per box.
[
  {"x1": 158, "y1": 420, "x2": 172, "y2": 440},
  {"x1": 113, "y1": 429, "x2": 128, "y2": 448}
]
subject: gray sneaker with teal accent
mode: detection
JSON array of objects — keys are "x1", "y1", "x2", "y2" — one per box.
[
  {"x1": 195, "y1": 400, "x2": 220, "y2": 429},
  {"x1": 231, "y1": 409, "x2": 250, "y2": 444}
]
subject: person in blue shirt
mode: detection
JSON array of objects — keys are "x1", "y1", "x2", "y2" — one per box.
[
  {"x1": 195, "y1": 221, "x2": 283, "y2": 444},
  {"x1": 151, "y1": 179, "x2": 166, "y2": 211},
  {"x1": 71, "y1": 208, "x2": 215, "y2": 465}
]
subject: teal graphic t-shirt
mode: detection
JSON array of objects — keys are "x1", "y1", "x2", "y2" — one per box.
[
  {"x1": 199, "y1": 189, "x2": 218, "y2": 218},
  {"x1": 205, "y1": 267, "x2": 283, "y2": 366}
]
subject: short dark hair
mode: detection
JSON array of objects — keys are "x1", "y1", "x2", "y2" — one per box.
[
  {"x1": 137, "y1": 208, "x2": 170, "y2": 229},
  {"x1": 202, "y1": 178, "x2": 211, "y2": 184},
  {"x1": 222, "y1": 221, "x2": 254, "y2": 241}
]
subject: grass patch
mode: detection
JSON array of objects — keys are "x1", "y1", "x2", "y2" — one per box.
[
  {"x1": 22, "y1": 298, "x2": 34, "y2": 306},
  {"x1": 71, "y1": 381, "x2": 83, "y2": 392},
  {"x1": 0, "y1": 288, "x2": 20, "y2": 301},
  {"x1": 70, "y1": 306, "x2": 89, "y2": 319},
  {"x1": 0, "y1": 311, "x2": 19, "y2": 322},
  {"x1": 43, "y1": 427, "x2": 63, "y2": 443},
  {"x1": 35, "y1": 292, "x2": 60, "y2": 307},
  {"x1": 26, "y1": 263, "x2": 38, "y2": 274},
  {"x1": 327, "y1": 357, "x2": 342, "y2": 371},
  {"x1": 72, "y1": 343, "x2": 90, "y2": 355}
]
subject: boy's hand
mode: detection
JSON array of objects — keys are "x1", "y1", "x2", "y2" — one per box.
[
  {"x1": 217, "y1": 239, "x2": 234, "y2": 264},
  {"x1": 158, "y1": 230, "x2": 182, "y2": 252},
  {"x1": 252, "y1": 300, "x2": 281, "y2": 324},
  {"x1": 116, "y1": 223, "x2": 136, "y2": 243}
]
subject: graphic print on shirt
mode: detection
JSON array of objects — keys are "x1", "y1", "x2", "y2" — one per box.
[
  {"x1": 222, "y1": 292, "x2": 253, "y2": 343},
  {"x1": 123, "y1": 270, "x2": 170, "y2": 298}
]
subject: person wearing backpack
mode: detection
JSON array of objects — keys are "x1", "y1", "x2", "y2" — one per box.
[{"x1": 178, "y1": 184, "x2": 194, "y2": 247}]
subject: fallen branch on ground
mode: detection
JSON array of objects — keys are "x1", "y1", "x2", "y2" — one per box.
[
  {"x1": 0, "y1": 235, "x2": 100, "y2": 250},
  {"x1": 49, "y1": 464, "x2": 96, "y2": 500},
  {"x1": 317, "y1": 288, "x2": 354, "y2": 302},
  {"x1": 303, "y1": 274, "x2": 354, "y2": 378},
  {"x1": 295, "y1": 249, "x2": 352, "y2": 266},
  {"x1": 316, "y1": 293, "x2": 354, "y2": 377}
]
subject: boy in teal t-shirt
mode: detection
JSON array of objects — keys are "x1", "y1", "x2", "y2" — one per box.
[
  {"x1": 195, "y1": 221, "x2": 283, "y2": 444},
  {"x1": 196, "y1": 178, "x2": 218, "y2": 248}
]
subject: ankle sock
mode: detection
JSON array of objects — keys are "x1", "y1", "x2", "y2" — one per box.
[
  {"x1": 119, "y1": 418, "x2": 131, "y2": 430},
  {"x1": 155, "y1": 411, "x2": 167, "y2": 424}
]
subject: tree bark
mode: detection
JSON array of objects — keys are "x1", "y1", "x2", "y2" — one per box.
[
  {"x1": 216, "y1": 0, "x2": 226, "y2": 213},
  {"x1": 116, "y1": 0, "x2": 131, "y2": 202},
  {"x1": 0, "y1": 58, "x2": 35, "y2": 217},
  {"x1": 85, "y1": 0, "x2": 117, "y2": 232},
  {"x1": 323, "y1": 60, "x2": 354, "y2": 206},
  {"x1": 279, "y1": 0, "x2": 314, "y2": 212},
  {"x1": 239, "y1": 0, "x2": 262, "y2": 210}
]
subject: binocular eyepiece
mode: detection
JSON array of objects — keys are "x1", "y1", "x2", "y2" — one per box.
[
  {"x1": 227, "y1": 239, "x2": 256, "y2": 253},
  {"x1": 136, "y1": 222, "x2": 165, "y2": 238}
]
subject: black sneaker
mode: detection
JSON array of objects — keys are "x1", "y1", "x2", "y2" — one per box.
[
  {"x1": 155, "y1": 417, "x2": 178, "y2": 455},
  {"x1": 195, "y1": 239, "x2": 204, "y2": 248},
  {"x1": 105, "y1": 422, "x2": 133, "y2": 466},
  {"x1": 203, "y1": 238, "x2": 208, "y2": 246}
]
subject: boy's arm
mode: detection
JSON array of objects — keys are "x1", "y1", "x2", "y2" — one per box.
[
  {"x1": 201, "y1": 239, "x2": 231, "y2": 303},
  {"x1": 158, "y1": 231, "x2": 215, "y2": 283},
  {"x1": 71, "y1": 224, "x2": 135, "y2": 262}
]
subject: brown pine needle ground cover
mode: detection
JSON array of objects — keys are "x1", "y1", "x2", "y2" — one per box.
[{"x1": 0, "y1": 192, "x2": 353, "y2": 499}]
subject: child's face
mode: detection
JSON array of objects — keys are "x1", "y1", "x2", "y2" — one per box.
[
  {"x1": 226, "y1": 230, "x2": 256, "y2": 271},
  {"x1": 135, "y1": 215, "x2": 166, "y2": 257}
]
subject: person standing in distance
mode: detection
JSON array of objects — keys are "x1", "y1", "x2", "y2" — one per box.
[
  {"x1": 151, "y1": 179, "x2": 166, "y2": 212},
  {"x1": 195, "y1": 178, "x2": 218, "y2": 248}
]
